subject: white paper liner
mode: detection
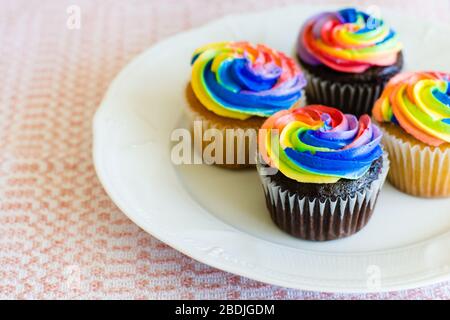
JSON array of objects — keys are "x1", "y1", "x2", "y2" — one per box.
[
  {"x1": 302, "y1": 68, "x2": 385, "y2": 116},
  {"x1": 257, "y1": 153, "x2": 389, "y2": 241},
  {"x1": 381, "y1": 127, "x2": 450, "y2": 198}
]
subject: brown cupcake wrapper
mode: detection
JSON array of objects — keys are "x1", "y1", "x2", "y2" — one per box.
[
  {"x1": 257, "y1": 153, "x2": 389, "y2": 241},
  {"x1": 302, "y1": 68, "x2": 385, "y2": 116},
  {"x1": 381, "y1": 128, "x2": 450, "y2": 198}
]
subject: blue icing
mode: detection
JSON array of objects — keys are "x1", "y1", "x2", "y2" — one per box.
[
  {"x1": 433, "y1": 87, "x2": 450, "y2": 106},
  {"x1": 299, "y1": 130, "x2": 351, "y2": 150},
  {"x1": 284, "y1": 145, "x2": 382, "y2": 179},
  {"x1": 338, "y1": 8, "x2": 358, "y2": 23},
  {"x1": 203, "y1": 60, "x2": 302, "y2": 116},
  {"x1": 230, "y1": 58, "x2": 279, "y2": 91}
]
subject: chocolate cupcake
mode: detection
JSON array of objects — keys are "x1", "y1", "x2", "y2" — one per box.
[
  {"x1": 296, "y1": 8, "x2": 403, "y2": 116},
  {"x1": 257, "y1": 105, "x2": 389, "y2": 241},
  {"x1": 186, "y1": 41, "x2": 306, "y2": 168},
  {"x1": 373, "y1": 71, "x2": 450, "y2": 197}
]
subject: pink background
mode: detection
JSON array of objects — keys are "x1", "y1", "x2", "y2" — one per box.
[{"x1": 0, "y1": 0, "x2": 449, "y2": 299}]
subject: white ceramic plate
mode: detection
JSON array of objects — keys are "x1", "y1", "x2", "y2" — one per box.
[{"x1": 93, "y1": 4, "x2": 450, "y2": 293}]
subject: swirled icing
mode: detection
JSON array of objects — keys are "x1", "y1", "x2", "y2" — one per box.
[
  {"x1": 373, "y1": 71, "x2": 450, "y2": 146},
  {"x1": 297, "y1": 8, "x2": 402, "y2": 73},
  {"x1": 259, "y1": 105, "x2": 383, "y2": 183},
  {"x1": 191, "y1": 41, "x2": 306, "y2": 120}
]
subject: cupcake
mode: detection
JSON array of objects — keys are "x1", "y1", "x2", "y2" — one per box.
[
  {"x1": 373, "y1": 71, "x2": 450, "y2": 198},
  {"x1": 257, "y1": 105, "x2": 389, "y2": 241},
  {"x1": 186, "y1": 41, "x2": 306, "y2": 168},
  {"x1": 296, "y1": 7, "x2": 403, "y2": 116}
]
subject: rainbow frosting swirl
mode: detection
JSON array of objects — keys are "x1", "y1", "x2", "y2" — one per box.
[
  {"x1": 191, "y1": 41, "x2": 306, "y2": 120},
  {"x1": 259, "y1": 105, "x2": 383, "y2": 183},
  {"x1": 373, "y1": 72, "x2": 450, "y2": 146},
  {"x1": 297, "y1": 8, "x2": 402, "y2": 73}
]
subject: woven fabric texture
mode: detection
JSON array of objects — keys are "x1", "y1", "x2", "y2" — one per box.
[{"x1": 0, "y1": 0, "x2": 448, "y2": 299}]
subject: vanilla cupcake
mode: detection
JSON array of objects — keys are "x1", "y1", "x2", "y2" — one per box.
[
  {"x1": 186, "y1": 41, "x2": 306, "y2": 168},
  {"x1": 373, "y1": 71, "x2": 450, "y2": 197}
]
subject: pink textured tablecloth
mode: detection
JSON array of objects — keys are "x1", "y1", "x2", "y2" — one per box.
[{"x1": 0, "y1": 0, "x2": 449, "y2": 300}]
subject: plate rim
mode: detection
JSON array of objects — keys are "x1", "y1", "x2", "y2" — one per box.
[{"x1": 93, "y1": 5, "x2": 450, "y2": 293}]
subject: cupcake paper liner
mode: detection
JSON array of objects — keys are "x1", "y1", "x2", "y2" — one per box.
[
  {"x1": 381, "y1": 128, "x2": 450, "y2": 198},
  {"x1": 303, "y1": 68, "x2": 385, "y2": 116},
  {"x1": 257, "y1": 153, "x2": 389, "y2": 241}
]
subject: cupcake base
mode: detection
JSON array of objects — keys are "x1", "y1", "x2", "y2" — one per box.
[
  {"x1": 297, "y1": 53, "x2": 403, "y2": 116},
  {"x1": 185, "y1": 83, "x2": 303, "y2": 169},
  {"x1": 257, "y1": 154, "x2": 389, "y2": 241},
  {"x1": 185, "y1": 83, "x2": 265, "y2": 169},
  {"x1": 378, "y1": 122, "x2": 450, "y2": 198}
]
